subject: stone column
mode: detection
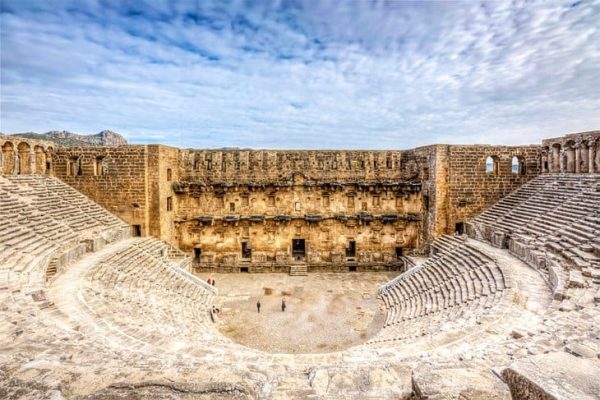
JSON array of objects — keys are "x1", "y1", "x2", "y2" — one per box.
[
  {"x1": 559, "y1": 148, "x2": 565, "y2": 173},
  {"x1": 589, "y1": 140, "x2": 596, "y2": 173},
  {"x1": 13, "y1": 153, "x2": 19, "y2": 175},
  {"x1": 575, "y1": 144, "x2": 581, "y2": 173},
  {"x1": 29, "y1": 150, "x2": 36, "y2": 174},
  {"x1": 541, "y1": 150, "x2": 548, "y2": 173}
]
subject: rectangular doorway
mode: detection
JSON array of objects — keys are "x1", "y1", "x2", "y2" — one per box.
[
  {"x1": 346, "y1": 240, "x2": 356, "y2": 258},
  {"x1": 292, "y1": 239, "x2": 306, "y2": 260},
  {"x1": 132, "y1": 225, "x2": 142, "y2": 237},
  {"x1": 455, "y1": 222, "x2": 465, "y2": 235},
  {"x1": 193, "y1": 247, "x2": 202, "y2": 260},
  {"x1": 395, "y1": 247, "x2": 403, "y2": 259},
  {"x1": 241, "y1": 241, "x2": 252, "y2": 259}
]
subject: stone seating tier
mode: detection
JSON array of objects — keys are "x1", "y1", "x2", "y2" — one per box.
[
  {"x1": 468, "y1": 173, "x2": 600, "y2": 312},
  {"x1": 374, "y1": 235, "x2": 509, "y2": 344}
]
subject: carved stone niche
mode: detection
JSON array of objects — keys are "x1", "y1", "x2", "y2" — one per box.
[
  {"x1": 396, "y1": 233, "x2": 406, "y2": 245},
  {"x1": 251, "y1": 252, "x2": 267, "y2": 263},
  {"x1": 331, "y1": 252, "x2": 344, "y2": 264},
  {"x1": 200, "y1": 253, "x2": 215, "y2": 264},
  {"x1": 222, "y1": 253, "x2": 238, "y2": 265},
  {"x1": 292, "y1": 172, "x2": 306, "y2": 186},
  {"x1": 275, "y1": 251, "x2": 290, "y2": 264},
  {"x1": 371, "y1": 222, "x2": 383, "y2": 232},
  {"x1": 358, "y1": 252, "x2": 372, "y2": 263},
  {"x1": 307, "y1": 252, "x2": 321, "y2": 263},
  {"x1": 382, "y1": 252, "x2": 395, "y2": 263}
]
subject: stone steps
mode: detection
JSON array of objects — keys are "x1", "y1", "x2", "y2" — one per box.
[
  {"x1": 289, "y1": 265, "x2": 308, "y2": 276},
  {"x1": 379, "y1": 235, "x2": 508, "y2": 335}
]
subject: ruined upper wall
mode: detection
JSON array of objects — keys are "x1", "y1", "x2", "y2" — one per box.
[
  {"x1": 442, "y1": 144, "x2": 541, "y2": 234},
  {"x1": 1, "y1": 134, "x2": 55, "y2": 175},
  {"x1": 179, "y1": 149, "x2": 430, "y2": 183},
  {"x1": 541, "y1": 130, "x2": 599, "y2": 147},
  {"x1": 541, "y1": 131, "x2": 599, "y2": 173},
  {"x1": 52, "y1": 146, "x2": 150, "y2": 234},
  {"x1": 51, "y1": 145, "x2": 181, "y2": 244}
]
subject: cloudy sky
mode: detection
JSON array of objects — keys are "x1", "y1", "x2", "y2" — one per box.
[{"x1": 1, "y1": 0, "x2": 599, "y2": 149}]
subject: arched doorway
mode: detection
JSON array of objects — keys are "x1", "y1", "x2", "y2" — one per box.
[
  {"x1": 1, "y1": 141, "x2": 15, "y2": 174},
  {"x1": 17, "y1": 142, "x2": 31, "y2": 174}
]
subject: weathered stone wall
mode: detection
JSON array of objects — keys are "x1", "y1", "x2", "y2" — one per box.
[
  {"x1": 147, "y1": 145, "x2": 180, "y2": 246},
  {"x1": 412, "y1": 145, "x2": 445, "y2": 242},
  {"x1": 174, "y1": 181, "x2": 422, "y2": 271},
  {"x1": 52, "y1": 146, "x2": 149, "y2": 235},
  {"x1": 1, "y1": 134, "x2": 55, "y2": 175},
  {"x1": 541, "y1": 130, "x2": 599, "y2": 173},
  {"x1": 180, "y1": 149, "x2": 410, "y2": 183},
  {"x1": 47, "y1": 137, "x2": 557, "y2": 271},
  {"x1": 442, "y1": 145, "x2": 541, "y2": 234},
  {"x1": 174, "y1": 148, "x2": 431, "y2": 270}
]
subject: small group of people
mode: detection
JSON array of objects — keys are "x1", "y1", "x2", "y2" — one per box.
[
  {"x1": 256, "y1": 298, "x2": 287, "y2": 313},
  {"x1": 206, "y1": 278, "x2": 216, "y2": 286}
]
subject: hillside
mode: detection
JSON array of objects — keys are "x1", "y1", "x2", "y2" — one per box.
[{"x1": 8, "y1": 130, "x2": 128, "y2": 147}]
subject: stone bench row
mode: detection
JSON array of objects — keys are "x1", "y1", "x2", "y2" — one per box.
[
  {"x1": 88, "y1": 238, "x2": 213, "y2": 305},
  {"x1": 369, "y1": 291, "x2": 505, "y2": 345},
  {"x1": 380, "y1": 237, "x2": 508, "y2": 327},
  {"x1": 2, "y1": 175, "x2": 127, "y2": 234}
]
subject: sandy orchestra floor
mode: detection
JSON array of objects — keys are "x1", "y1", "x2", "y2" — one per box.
[{"x1": 208, "y1": 272, "x2": 397, "y2": 353}]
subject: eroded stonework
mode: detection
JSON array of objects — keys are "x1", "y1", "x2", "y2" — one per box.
[
  {"x1": 50, "y1": 143, "x2": 542, "y2": 272},
  {"x1": 1, "y1": 130, "x2": 599, "y2": 399}
]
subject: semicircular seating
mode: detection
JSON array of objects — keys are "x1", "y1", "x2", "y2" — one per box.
[{"x1": 370, "y1": 234, "x2": 510, "y2": 345}]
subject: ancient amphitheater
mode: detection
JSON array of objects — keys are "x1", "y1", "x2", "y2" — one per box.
[{"x1": 0, "y1": 130, "x2": 599, "y2": 399}]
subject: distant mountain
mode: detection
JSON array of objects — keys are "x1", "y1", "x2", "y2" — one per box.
[{"x1": 8, "y1": 130, "x2": 128, "y2": 147}]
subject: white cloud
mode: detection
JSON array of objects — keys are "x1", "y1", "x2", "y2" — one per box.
[{"x1": 0, "y1": 0, "x2": 599, "y2": 149}]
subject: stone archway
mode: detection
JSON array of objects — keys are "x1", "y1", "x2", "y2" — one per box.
[
  {"x1": 2, "y1": 141, "x2": 15, "y2": 174},
  {"x1": 17, "y1": 142, "x2": 31, "y2": 174},
  {"x1": 34, "y1": 145, "x2": 46, "y2": 174}
]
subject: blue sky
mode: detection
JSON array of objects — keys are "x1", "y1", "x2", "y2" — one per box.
[{"x1": 1, "y1": 0, "x2": 599, "y2": 149}]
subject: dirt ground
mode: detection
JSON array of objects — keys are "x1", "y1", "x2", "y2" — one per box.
[{"x1": 207, "y1": 272, "x2": 397, "y2": 354}]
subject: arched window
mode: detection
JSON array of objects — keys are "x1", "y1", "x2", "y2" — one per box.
[
  {"x1": 512, "y1": 156, "x2": 526, "y2": 176},
  {"x1": 95, "y1": 156, "x2": 106, "y2": 176},
  {"x1": 485, "y1": 156, "x2": 498, "y2": 175}
]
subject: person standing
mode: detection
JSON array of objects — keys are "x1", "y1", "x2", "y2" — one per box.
[
  {"x1": 256, "y1": 300, "x2": 261, "y2": 313},
  {"x1": 281, "y1": 298, "x2": 287, "y2": 312}
]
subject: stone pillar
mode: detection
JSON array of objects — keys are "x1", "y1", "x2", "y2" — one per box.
[
  {"x1": 0, "y1": 152, "x2": 3, "y2": 173},
  {"x1": 575, "y1": 144, "x2": 581, "y2": 173},
  {"x1": 541, "y1": 150, "x2": 548, "y2": 173},
  {"x1": 559, "y1": 149, "x2": 565, "y2": 173},
  {"x1": 590, "y1": 140, "x2": 596, "y2": 173},
  {"x1": 13, "y1": 153, "x2": 19, "y2": 175},
  {"x1": 29, "y1": 150, "x2": 36, "y2": 175}
]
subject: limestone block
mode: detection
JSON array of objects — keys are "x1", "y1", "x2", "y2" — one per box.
[{"x1": 501, "y1": 352, "x2": 600, "y2": 400}]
